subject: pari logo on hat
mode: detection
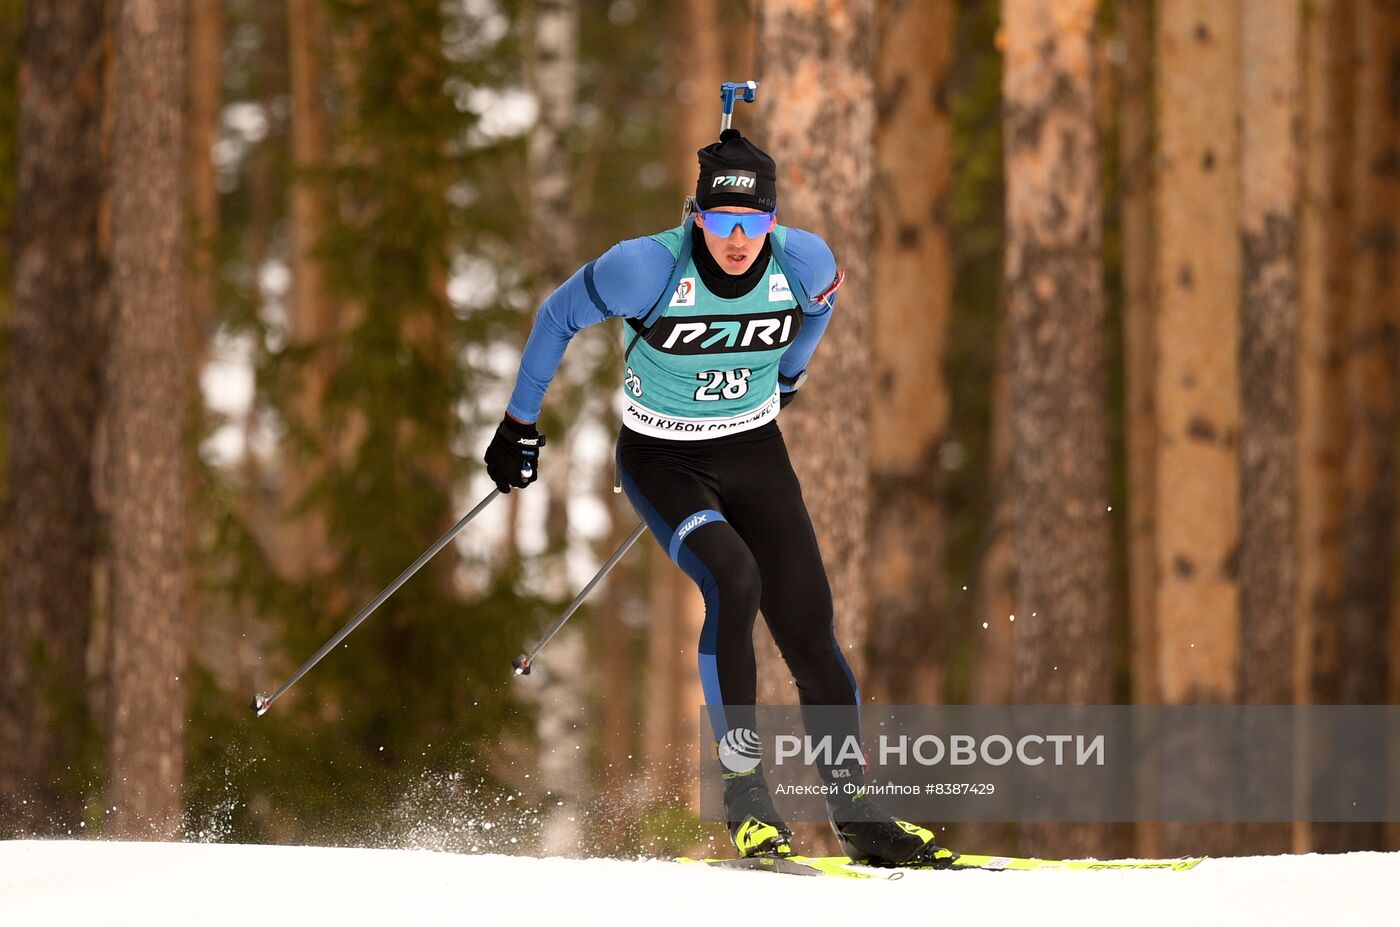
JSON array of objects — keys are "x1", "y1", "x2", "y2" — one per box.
[
  {"x1": 710, "y1": 171, "x2": 757, "y2": 190},
  {"x1": 696, "y1": 129, "x2": 777, "y2": 212}
]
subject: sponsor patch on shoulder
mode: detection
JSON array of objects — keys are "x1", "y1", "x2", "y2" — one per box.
[
  {"x1": 669, "y1": 277, "x2": 697, "y2": 307},
  {"x1": 768, "y1": 273, "x2": 792, "y2": 302}
]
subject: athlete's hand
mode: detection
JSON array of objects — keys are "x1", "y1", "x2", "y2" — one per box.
[{"x1": 484, "y1": 414, "x2": 546, "y2": 492}]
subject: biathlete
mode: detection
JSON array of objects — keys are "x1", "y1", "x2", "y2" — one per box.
[{"x1": 485, "y1": 126, "x2": 953, "y2": 867}]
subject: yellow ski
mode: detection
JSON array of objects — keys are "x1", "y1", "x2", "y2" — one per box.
[{"x1": 678, "y1": 853, "x2": 1205, "y2": 877}]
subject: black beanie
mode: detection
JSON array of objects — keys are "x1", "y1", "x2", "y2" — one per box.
[{"x1": 695, "y1": 128, "x2": 778, "y2": 212}]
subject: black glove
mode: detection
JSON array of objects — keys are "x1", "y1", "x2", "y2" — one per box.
[{"x1": 484, "y1": 414, "x2": 546, "y2": 493}]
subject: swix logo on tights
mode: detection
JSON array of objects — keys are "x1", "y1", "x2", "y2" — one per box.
[{"x1": 677, "y1": 512, "x2": 710, "y2": 541}]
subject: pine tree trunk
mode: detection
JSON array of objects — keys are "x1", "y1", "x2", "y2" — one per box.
[
  {"x1": 1295, "y1": 0, "x2": 1355, "y2": 856},
  {"x1": 1338, "y1": 0, "x2": 1400, "y2": 710},
  {"x1": 1119, "y1": 0, "x2": 1156, "y2": 706},
  {"x1": 669, "y1": 0, "x2": 723, "y2": 196},
  {"x1": 1117, "y1": 0, "x2": 1160, "y2": 859},
  {"x1": 972, "y1": 320, "x2": 1015, "y2": 706},
  {"x1": 527, "y1": 0, "x2": 578, "y2": 281},
  {"x1": 1238, "y1": 0, "x2": 1301, "y2": 706},
  {"x1": 1153, "y1": 0, "x2": 1242, "y2": 704},
  {"x1": 755, "y1": 0, "x2": 876, "y2": 703},
  {"x1": 866, "y1": 0, "x2": 954, "y2": 706},
  {"x1": 525, "y1": 0, "x2": 577, "y2": 568},
  {"x1": 0, "y1": 0, "x2": 108, "y2": 837},
  {"x1": 503, "y1": 0, "x2": 584, "y2": 571},
  {"x1": 105, "y1": 0, "x2": 190, "y2": 838},
  {"x1": 183, "y1": 0, "x2": 221, "y2": 713},
  {"x1": 1322, "y1": 0, "x2": 1400, "y2": 854},
  {"x1": 186, "y1": 0, "x2": 221, "y2": 365},
  {"x1": 523, "y1": 0, "x2": 587, "y2": 856},
  {"x1": 283, "y1": 0, "x2": 334, "y2": 579},
  {"x1": 1001, "y1": 0, "x2": 1114, "y2": 859},
  {"x1": 1389, "y1": 4, "x2": 1400, "y2": 855},
  {"x1": 1153, "y1": 0, "x2": 1242, "y2": 858},
  {"x1": 959, "y1": 313, "x2": 1017, "y2": 856},
  {"x1": 1236, "y1": 0, "x2": 1301, "y2": 857}
]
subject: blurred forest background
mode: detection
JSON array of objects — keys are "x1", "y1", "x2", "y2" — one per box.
[{"x1": 0, "y1": 0, "x2": 1397, "y2": 863}]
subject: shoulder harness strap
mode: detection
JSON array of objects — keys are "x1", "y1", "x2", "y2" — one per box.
[
  {"x1": 767, "y1": 228, "x2": 813, "y2": 309},
  {"x1": 624, "y1": 219, "x2": 695, "y2": 361}
]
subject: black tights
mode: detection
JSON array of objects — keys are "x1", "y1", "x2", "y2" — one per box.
[{"x1": 616, "y1": 421, "x2": 862, "y2": 784}]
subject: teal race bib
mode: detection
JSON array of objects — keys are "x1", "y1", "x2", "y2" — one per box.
[{"x1": 621, "y1": 223, "x2": 801, "y2": 439}]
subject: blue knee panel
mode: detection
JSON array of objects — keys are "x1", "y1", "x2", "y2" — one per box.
[{"x1": 617, "y1": 465, "x2": 732, "y2": 740}]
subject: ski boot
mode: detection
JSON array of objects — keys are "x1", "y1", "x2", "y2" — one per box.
[
  {"x1": 723, "y1": 770, "x2": 794, "y2": 857},
  {"x1": 827, "y1": 788, "x2": 957, "y2": 868}
]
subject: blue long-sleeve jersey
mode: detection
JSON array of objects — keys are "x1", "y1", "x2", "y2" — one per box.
[{"x1": 505, "y1": 227, "x2": 838, "y2": 424}]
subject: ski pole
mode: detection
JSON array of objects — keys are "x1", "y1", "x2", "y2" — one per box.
[
  {"x1": 719, "y1": 80, "x2": 759, "y2": 133},
  {"x1": 512, "y1": 521, "x2": 648, "y2": 676},
  {"x1": 251, "y1": 488, "x2": 502, "y2": 716}
]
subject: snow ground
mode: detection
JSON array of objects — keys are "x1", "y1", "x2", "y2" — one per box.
[{"x1": 2, "y1": 839, "x2": 1396, "y2": 927}]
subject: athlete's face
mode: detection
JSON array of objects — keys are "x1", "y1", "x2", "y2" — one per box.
[{"x1": 697, "y1": 206, "x2": 773, "y2": 275}]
